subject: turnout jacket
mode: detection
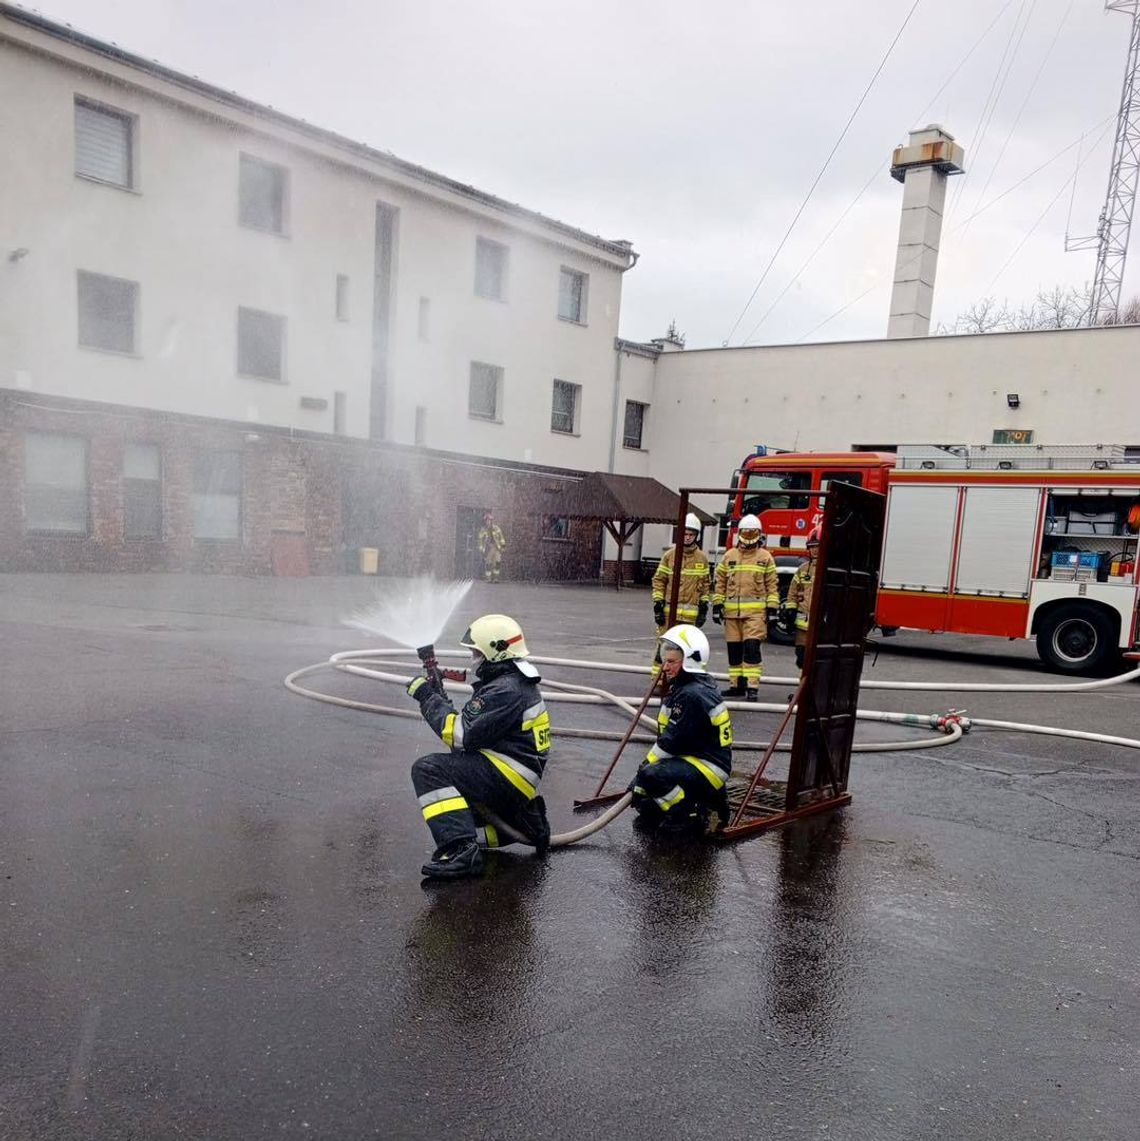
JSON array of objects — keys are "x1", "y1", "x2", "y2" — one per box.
[
  {"x1": 713, "y1": 545, "x2": 779, "y2": 617},
  {"x1": 646, "y1": 672, "x2": 733, "y2": 784},
  {"x1": 785, "y1": 558, "x2": 816, "y2": 631},
  {"x1": 652, "y1": 546, "x2": 710, "y2": 620},
  {"x1": 477, "y1": 524, "x2": 506, "y2": 555},
  {"x1": 416, "y1": 659, "x2": 551, "y2": 797}
]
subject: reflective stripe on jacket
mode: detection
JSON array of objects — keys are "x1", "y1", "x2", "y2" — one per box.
[
  {"x1": 713, "y1": 546, "x2": 779, "y2": 617},
  {"x1": 416, "y1": 660, "x2": 551, "y2": 794},
  {"x1": 652, "y1": 546, "x2": 710, "y2": 609},
  {"x1": 644, "y1": 672, "x2": 732, "y2": 784},
  {"x1": 785, "y1": 559, "x2": 815, "y2": 631}
]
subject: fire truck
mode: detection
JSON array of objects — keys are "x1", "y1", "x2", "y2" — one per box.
[{"x1": 725, "y1": 444, "x2": 1140, "y2": 674}]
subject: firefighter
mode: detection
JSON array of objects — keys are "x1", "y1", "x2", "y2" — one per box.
[
  {"x1": 477, "y1": 511, "x2": 506, "y2": 582},
  {"x1": 407, "y1": 614, "x2": 551, "y2": 880},
  {"x1": 651, "y1": 513, "x2": 710, "y2": 674},
  {"x1": 712, "y1": 513, "x2": 779, "y2": 701},
  {"x1": 629, "y1": 624, "x2": 733, "y2": 836},
  {"x1": 785, "y1": 526, "x2": 820, "y2": 671}
]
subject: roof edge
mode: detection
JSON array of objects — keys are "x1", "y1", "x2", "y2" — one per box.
[{"x1": 0, "y1": 2, "x2": 636, "y2": 265}]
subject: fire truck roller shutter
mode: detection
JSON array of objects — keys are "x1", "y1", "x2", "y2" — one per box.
[
  {"x1": 955, "y1": 487, "x2": 1041, "y2": 597},
  {"x1": 880, "y1": 485, "x2": 958, "y2": 592}
]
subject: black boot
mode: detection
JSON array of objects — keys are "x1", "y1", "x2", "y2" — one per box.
[
  {"x1": 745, "y1": 689, "x2": 759, "y2": 703},
  {"x1": 421, "y1": 839, "x2": 484, "y2": 880},
  {"x1": 721, "y1": 682, "x2": 746, "y2": 699},
  {"x1": 519, "y1": 795, "x2": 551, "y2": 856}
]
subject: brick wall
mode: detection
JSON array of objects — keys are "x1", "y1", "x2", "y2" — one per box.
[{"x1": 0, "y1": 391, "x2": 603, "y2": 580}]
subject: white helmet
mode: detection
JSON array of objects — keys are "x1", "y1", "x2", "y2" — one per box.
[
  {"x1": 459, "y1": 614, "x2": 529, "y2": 662},
  {"x1": 737, "y1": 513, "x2": 763, "y2": 548},
  {"x1": 684, "y1": 512, "x2": 702, "y2": 533},
  {"x1": 659, "y1": 623, "x2": 710, "y2": 673}
]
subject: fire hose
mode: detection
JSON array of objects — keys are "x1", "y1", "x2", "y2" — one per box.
[{"x1": 284, "y1": 648, "x2": 1139, "y2": 849}]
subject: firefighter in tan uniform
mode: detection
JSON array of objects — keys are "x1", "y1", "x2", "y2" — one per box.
[
  {"x1": 477, "y1": 512, "x2": 506, "y2": 583},
  {"x1": 651, "y1": 513, "x2": 710, "y2": 675},
  {"x1": 784, "y1": 526, "x2": 820, "y2": 671},
  {"x1": 712, "y1": 514, "x2": 779, "y2": 701}
]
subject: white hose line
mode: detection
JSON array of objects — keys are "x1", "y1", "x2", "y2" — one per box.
[
  {"x1": 329, "y1": 646, "x2": 1140, "y2": 694},
  {"x1": 285, "y1": 661, "x2": 967, "y2": 755},
  {"x1": 967, "y1": 717, "x2": 1140, "y2": 750},
  {"x1": 482, "y1": 793, "x2": 636, "y2": 849}
]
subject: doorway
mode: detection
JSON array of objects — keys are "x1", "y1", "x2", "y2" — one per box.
[{"x1": 455, "y1": 505, "x2": 488, "y2": 579}]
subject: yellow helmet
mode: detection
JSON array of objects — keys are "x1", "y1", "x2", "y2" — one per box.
[{"x1": 459, "y1": 614, "x2": 529, "y2": 661}]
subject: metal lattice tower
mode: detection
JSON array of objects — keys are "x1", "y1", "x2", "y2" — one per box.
[{"x1": 1084, "y1": 2, "x2": 1140, "y2": 324}]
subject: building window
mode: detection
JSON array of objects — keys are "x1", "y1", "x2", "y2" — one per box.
[
  {"x1": 237, "y1": 307, "x2": 285, "y2": 381},
  {"x1": 542, "y1": 515, "x2": 571, "y2": 541},
  {"x1": 75, "y1": 97, "x2": 134, "y2": 189},
  {"x1": 123, "y1": 442, "x2": 162, "y2": 539},
  {"x1": 335, "y1": 275, "x2": 350, "y2": 322},
  {"x1": 418, "y1": 297, "x2": 431, "y2": 342},
  {"x1": 469, "y1": 362, "x2": 503, "y2": 421},
  {"x1": 24, "y1": 433, "x2": 88, "y2": 535},
  {"x1": 558, "y1": 267, "x2": 588, "y2": 323},
  {"x1": 77, "y1": 271, "x2": 138, "y2": 354},
  {"x1": 474, "y1": 237, "x2": 508, "y2": 300},
  {"x1": 238, "y1": 153, "x2": 288, "y2": 234},
  {"x1": 192, "y1": 452, "x2": 242, "y2": 540},
  {"x1": 551, "y1": 380, "x2": 581, "y2": 434},
  {"x1": 623, "y1": 400, "x2": 648, "y2": 449}
]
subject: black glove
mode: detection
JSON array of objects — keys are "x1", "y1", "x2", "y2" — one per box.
[
  {"x1": 406, "y1": 675, "x2": 434, "y2": 703},
  {"x1": 653, "y1": 601, "x2": 666, "y2": 626},
  {"x1": 712, "y1": 604, "x2": 724, "y2": 625},
  {"x1": 696, "y1": 602, "x2": 709, "y2": 628}
]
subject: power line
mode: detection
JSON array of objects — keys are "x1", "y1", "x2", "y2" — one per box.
[
  {"x1": 967, "y1": 0, "x2": 1074, "y2": 230},
  {"x1": 720, "y1": 0, "x2": 923, "y2": 346},
  {"x1": 794, "y1": 114, "x2": 1116, "y2": 342},
  {"x1": 741, "y1": 1, "x2": 1018, "y2": 344},
  {"x1": 948, "y1": 0, "x2": 1034, "y2": 219}
]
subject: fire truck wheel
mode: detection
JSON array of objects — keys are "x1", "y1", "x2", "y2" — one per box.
[{"x1": 1036, "y1": 603, "x2": 1118, "y2": 675}]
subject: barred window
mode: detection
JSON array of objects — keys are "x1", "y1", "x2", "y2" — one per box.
[
  {"x1": 623, "y1": 400, "x2": 647, "y2": 449},
  {"x1": 124, "y1": 443, "x2": 162, "y2": 539},
  {"x1": 192, "y1": 452, "x2": 242, "y2": 540},
  {"x1": 551, "y1": 380, "x2": 580, "y2": 434},
  {"x1": 24, "y1": 433, "x2": 88, "y2": 535},
  {"x1": 469, "y1": 362, "x2": 503, "y2": 421},
  {"x1": 558, "y1": 268, "x2": 588, "y2": 323}
]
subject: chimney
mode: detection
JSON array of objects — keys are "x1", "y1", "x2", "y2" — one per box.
[{"x1": 887, "y1": 125, "x2": 965, "y2": 339}]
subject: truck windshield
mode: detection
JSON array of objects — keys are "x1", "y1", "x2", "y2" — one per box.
[{"x1": 742, "y1": 471, "x2": 811, "y2": 513}]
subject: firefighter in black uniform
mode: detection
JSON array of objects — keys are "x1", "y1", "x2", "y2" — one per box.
[
  {"x1": 408, "y1": 614, "x2": 551, "y2": 880},
  {"x1": 629, "y1": 624, "x2": 733, "y2": 836}
]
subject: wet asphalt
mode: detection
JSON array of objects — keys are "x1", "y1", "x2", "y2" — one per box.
[{"x1": 1, "y1": 573, "x2": 1138, "y2": 1140}]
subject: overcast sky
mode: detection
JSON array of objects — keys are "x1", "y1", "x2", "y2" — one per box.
[{"x1": 26, "y1": 0, "x2": 1138, "y2": 347}]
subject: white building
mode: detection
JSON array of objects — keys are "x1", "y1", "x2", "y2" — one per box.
[{"x1": 0, "y1": 3, "x2": 640, "y2": 472}]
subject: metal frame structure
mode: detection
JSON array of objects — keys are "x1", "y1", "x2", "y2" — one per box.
[
  {"x1": 1068, "y1": 2, "x2": 1140, "y2": 324},
  {"x1": 574, "y1": 482, "x2": 887, "y2": 841}
]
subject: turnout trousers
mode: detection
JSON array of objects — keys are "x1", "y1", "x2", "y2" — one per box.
[
  {"x1": 723, "y1": 614, "x2": 767, "y2": 689},
  {"x1": 632, "y1": 756, "x2": 729, "y2": 827},
  {"x1": 412, "y1": 750, "x2": 541, "y2": 850}
]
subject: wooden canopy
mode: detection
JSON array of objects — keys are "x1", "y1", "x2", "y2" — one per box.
[{"x1": 554, "y1": 472, "x2": 717, "y2": 589}]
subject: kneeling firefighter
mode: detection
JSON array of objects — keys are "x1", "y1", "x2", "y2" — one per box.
[
  {"x1": 408, "y1": 614, "x2": 551, "y2": 880},
  {"x1": 629, "y1": 625, "x2": 733, "y2": 836}
]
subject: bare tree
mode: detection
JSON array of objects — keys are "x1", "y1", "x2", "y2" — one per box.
[{"x1": 941, "y1": 284, "x2": 1140, "y2": 333}]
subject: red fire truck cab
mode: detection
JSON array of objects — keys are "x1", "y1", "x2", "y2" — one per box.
[{"x1": 728, "y1": 444, "x2": 1140, "y2": 673}]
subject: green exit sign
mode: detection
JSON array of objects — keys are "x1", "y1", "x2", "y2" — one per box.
[{"x1": 993, "y1": 429, "x2": 1035, "y2": 444}]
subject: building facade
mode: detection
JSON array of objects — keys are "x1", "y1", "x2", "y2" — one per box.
[{"x1": 0, "y1": 4, "x2": 646, "y2": 577}]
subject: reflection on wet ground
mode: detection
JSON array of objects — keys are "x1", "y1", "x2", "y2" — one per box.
[{"x1": 2, "y1": 576, "x2": 1138, "y2": 1139}]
